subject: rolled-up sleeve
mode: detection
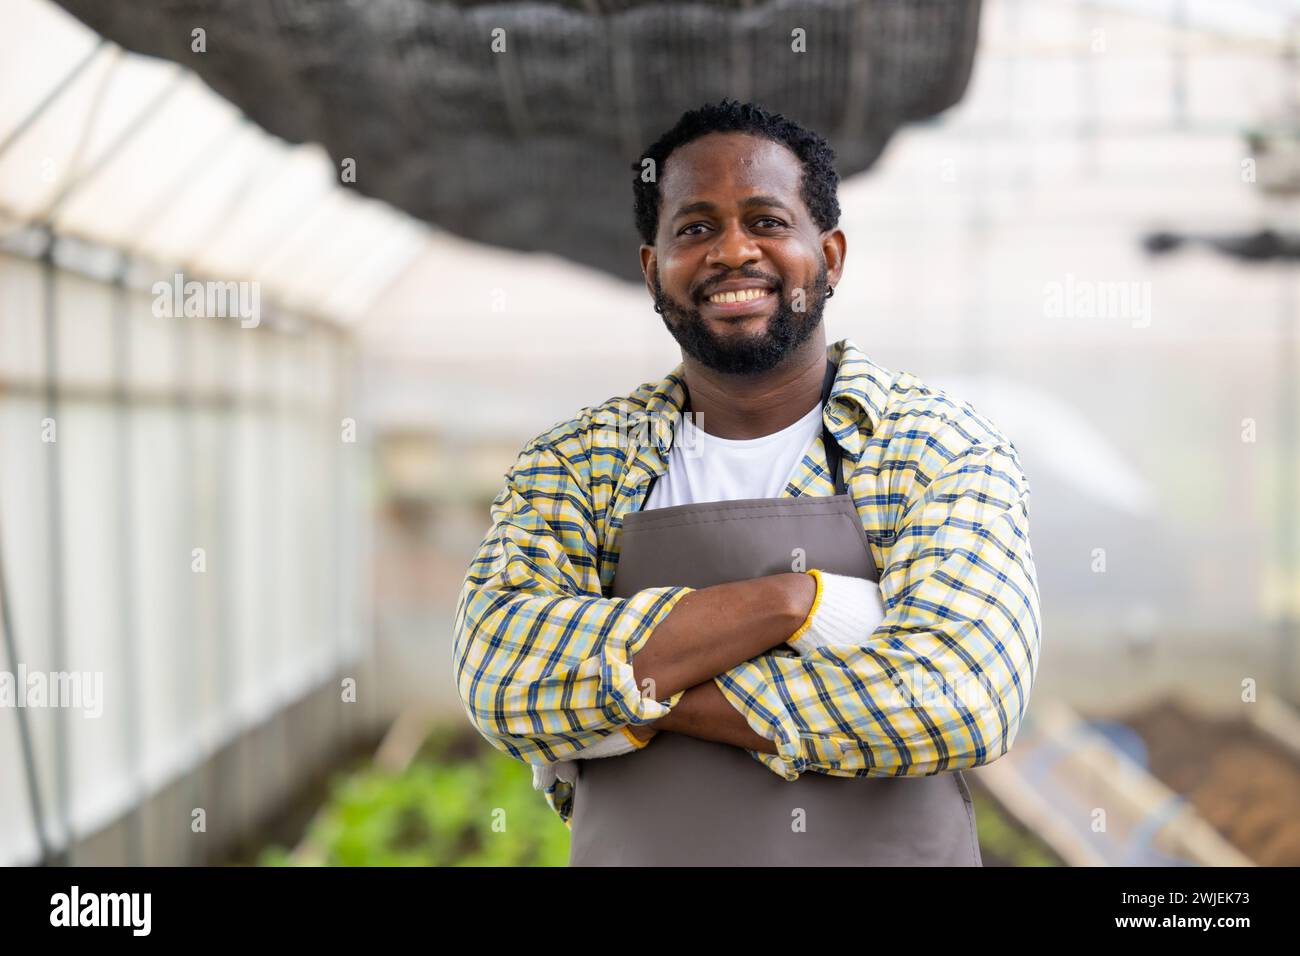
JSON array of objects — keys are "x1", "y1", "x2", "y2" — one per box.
[
  {"x1": 452, "y1": 439, "x2": 692, "y2": 822},
  {"x1": 714, "y1": 440, "x2": 1040, "y2": 780}
]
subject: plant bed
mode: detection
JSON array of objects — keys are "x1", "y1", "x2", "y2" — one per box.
[
  {"x1": 261, "y1": 719, "x2": 1064, "y2": 866},
  {"x1": 1121, "y1": 698, "x2": 1300, "y2": 866},
  {"x1": 258, "y1": 722, "x2": 569, "y2": 866},
  {"x1": 967, "y1": 779, "x2": 1064, "y2": 867},
  {"x1": 220, "y1": 724, "x2": 389, "y2": 866}
]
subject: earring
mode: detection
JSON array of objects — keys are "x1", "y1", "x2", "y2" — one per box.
[
  {"x1": 827, "y1": 285, "x2": 835, "y2": 299},
  {"x1": 654, "y1": 303, "x2": 663, "y2": 313}
]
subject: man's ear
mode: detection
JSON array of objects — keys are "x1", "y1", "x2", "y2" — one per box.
[
  {"x1": 821, "y1": 228, "x2": 847, "y2": 288},
  {"x1": 640, "y1": 244, "x2": 657, "y2": 301}
]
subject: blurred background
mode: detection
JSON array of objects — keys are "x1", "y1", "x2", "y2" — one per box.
[{"x1": 1, "y1": 0, "x2": 1298, "y2": 867}]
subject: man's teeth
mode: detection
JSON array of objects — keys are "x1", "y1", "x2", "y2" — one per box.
[{"x1": 707, "y1": 288, "x2": 771, "y2": 304}]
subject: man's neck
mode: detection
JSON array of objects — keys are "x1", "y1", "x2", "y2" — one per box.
[{"x1": 681, "y1": 333, "x2": 828, "y2": 440}]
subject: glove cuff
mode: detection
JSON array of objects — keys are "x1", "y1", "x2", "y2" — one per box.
[
  {"x1": 789, "y1": 569, "x2": 883, "y2": 654},
  {"x1": 787, "y1": 569, "x2": 825, "y2": 651}
]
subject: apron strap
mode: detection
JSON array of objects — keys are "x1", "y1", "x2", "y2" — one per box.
[
  {"x1": 819, "y1": 358, "x2": 847, "y2": 496},
  {"x1": 639, "y1": 358, "x2": 846, "y2": 509}
]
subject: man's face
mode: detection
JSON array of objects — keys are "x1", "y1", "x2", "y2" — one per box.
[{"x1": 642, "y1": 131, "x2": 844, "y2": 375}]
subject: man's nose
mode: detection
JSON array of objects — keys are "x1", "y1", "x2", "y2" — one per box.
[{"x1": 705, "y1": 220, "x2": 761, "y2": 269}]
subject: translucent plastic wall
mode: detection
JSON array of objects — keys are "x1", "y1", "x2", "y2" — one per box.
[{"x1": 0, "y1": 249, "x2": 368, "y2": 865}]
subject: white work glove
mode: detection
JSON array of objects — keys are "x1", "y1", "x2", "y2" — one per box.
[
  {"x1": 786, "y1": 569, "x2": 886, "y2": 655},
  {"x1": 530, "y1": 726, "x2": 653, "y2": 793}
]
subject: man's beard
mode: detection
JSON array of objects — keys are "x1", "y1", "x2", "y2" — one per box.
[{"x1": 653, "y1": 262, "x2": 829, "y2": 375}]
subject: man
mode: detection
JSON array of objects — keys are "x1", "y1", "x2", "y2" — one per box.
[{"x1": 452, "y1": 99, "x2": 1040, "y2": 865}]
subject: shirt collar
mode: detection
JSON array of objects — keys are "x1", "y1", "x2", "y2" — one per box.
[{"x1": 641, "y1": 338, "x2": 892, "y2": 463}]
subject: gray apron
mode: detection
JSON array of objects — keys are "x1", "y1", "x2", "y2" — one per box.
[{"x1": 568, "y1": 359, "x2": 981, "y2": 866}]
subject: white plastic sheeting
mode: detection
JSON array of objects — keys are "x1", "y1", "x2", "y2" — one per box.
[
  {"x1": 0, "y1": 251, "x2": 370, "y2": 865},
  {"x1": 0, "y1": 0, "x2": 383, "y2": 864}
]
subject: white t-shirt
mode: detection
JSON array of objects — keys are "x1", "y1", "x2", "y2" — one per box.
[{"x1": 644, "y1": 399, "x2": 826, "y2": 509}]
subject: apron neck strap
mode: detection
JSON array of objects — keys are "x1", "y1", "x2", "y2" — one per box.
[
  {"x1": 645, "y1": 357, "x2": 847, "y2": 506},
  {"x1": 820, "y1": 358, "x2": 847, "y2": 496}
]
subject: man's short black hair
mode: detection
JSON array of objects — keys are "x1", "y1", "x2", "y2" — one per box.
[{"x1": 631, "y1": 98, "x2": 841, "y2": 247}]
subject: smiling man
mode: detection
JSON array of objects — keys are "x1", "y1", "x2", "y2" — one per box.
[{"x1": 452, "y1": 99, "x2": 1041, "y2": 866}]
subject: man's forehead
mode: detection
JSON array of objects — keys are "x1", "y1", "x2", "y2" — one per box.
[{"x1": 660, "y1": 133, "x2": 802, "y2": 201}]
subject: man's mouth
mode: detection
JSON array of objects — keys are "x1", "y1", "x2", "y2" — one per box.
[
  {"x1": 697, "y1": 275, "x2": 782, "y2": 318},
  {"x1": 704, "y1": 287, "x2": 775, "y2": 305}
]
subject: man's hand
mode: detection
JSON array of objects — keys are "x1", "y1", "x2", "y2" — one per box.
[
  {"x1": 626, "y1": 722, "x2": 658, "y2": 743},
  {"x1": 630, "y1": 571, "x2": 815, "y2": 705},
  {"x1": 650, "y1": 680, "x2": 779, "y2": 754},
  {"x1": 620, "y1": 572, "x2": 816, "y2": 753},
  {"x1": 786, "y1": 569, "x2": 886, "y2": 654}
]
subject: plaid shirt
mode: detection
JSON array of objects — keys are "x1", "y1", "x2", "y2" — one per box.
[{"x1": 452, "y1": 338, "x2": 1041, "y2": 827}]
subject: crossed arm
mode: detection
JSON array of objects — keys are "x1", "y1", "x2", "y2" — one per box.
[
  {"x1": 633, "y1": 675, "x2": 782, "y2": 753},
  {"x1": 626, "y1": 572, "x2": 815, "y2": 748},
  {"x1": 452, "y1": 435, "x2": 1040, "y2": 822}
]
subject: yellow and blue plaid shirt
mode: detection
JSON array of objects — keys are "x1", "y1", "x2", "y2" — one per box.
[{"x1": 452, "y1": 338, "x2": 1041, "y2": 826}]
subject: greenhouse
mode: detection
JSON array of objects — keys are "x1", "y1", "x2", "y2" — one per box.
[{"x1": 1, "y1": 0, "x2": 1298, "y2": 871}]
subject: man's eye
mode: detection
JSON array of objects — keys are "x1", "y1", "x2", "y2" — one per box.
[
  {"x1": 680, "y1": 223, "x2": 709, "y2": 236},
  {"x1": 755, "y1": 217, "x2": 784, "y2": 228}
]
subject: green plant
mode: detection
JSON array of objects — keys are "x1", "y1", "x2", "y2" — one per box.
[
  {"x1": 258, "y1": 725, "x2": 569, "y2": 867},
  {"x1": 971, "y1": 792, "x2": 1061, "y2": 867}
]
